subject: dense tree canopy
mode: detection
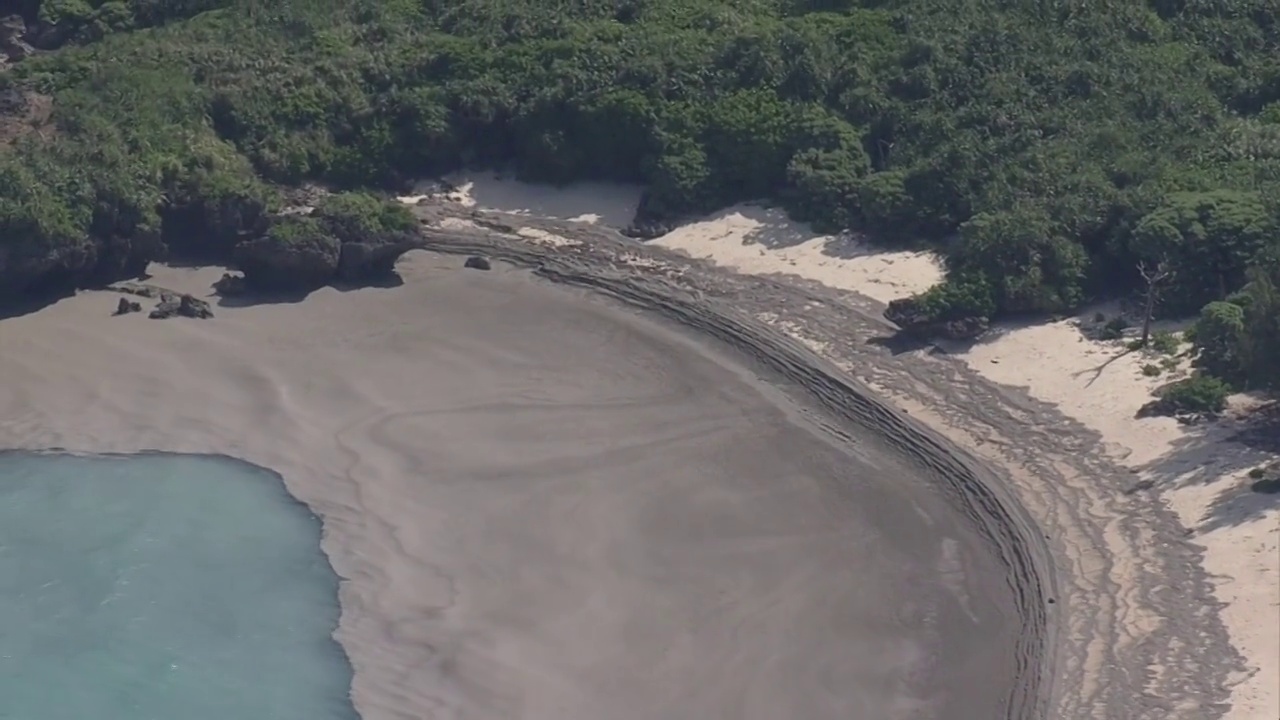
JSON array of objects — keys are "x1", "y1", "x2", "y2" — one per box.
[{"x1": 0, "y1": 0, "x2": 1276, "y2": 389}]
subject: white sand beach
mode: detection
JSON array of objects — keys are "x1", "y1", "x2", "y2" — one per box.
[{"x1": 424, "y1": 172, "x2": 1279, "y2": 720}]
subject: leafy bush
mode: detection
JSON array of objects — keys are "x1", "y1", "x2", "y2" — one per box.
[
  {"x1": 1140, "y1": 375, "x2": 1231, "y2": 417},
  {"x1": 312, "y1": 193, "x2": 418, "y2": 245},
  {"x1": 1191, "y1": 300, "x2": 1247, "y2": 382},
  {"x1": 1150, "y1": 331, "x2": 1180, "y2": 355},
  {"x1": 915, "y1": 274, "x2": 997, "y2": 323}
]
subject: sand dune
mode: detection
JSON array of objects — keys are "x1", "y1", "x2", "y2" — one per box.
[{"x1": 417, "y1": 173, "x2": 1276, "y2": 719}]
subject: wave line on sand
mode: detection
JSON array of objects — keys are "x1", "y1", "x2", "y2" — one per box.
[{"x1": 409, "y1": 201, "x2": 1241, "y2": 720}]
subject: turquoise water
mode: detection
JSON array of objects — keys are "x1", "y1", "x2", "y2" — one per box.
[{"x1": 0, "y1": 452, "x2": 358, "y2": 720}]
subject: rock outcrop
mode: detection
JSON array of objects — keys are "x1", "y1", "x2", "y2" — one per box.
[
  {"x1": 148, "y1": 290, "x2": 214, "y2": 319},
  {"x1": 884, "y1": 297, "x2": 989, "y2": 341},
  {"x1": 213, "y1": 272, "x2": 248, "y2": 297},
  {"x1": 0, "y1": 15, "x2": 32, "y2": 64},
  {"x1": 107, "y1": 282, "x2": 213, "y2": 319},
  {"x1": 233, "y1": 222, "x2": 340, "y2": 292},
  {"x1": 336, "y1": 232, "x2": 422, "y2": 284},
  {"x1": 230, "y1": 198, "x2": 424, "y2": 293}
]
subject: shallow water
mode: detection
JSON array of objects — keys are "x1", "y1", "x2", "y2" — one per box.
[{"x1": 0, "y1": 452, "x2": 357, "y2": 720}]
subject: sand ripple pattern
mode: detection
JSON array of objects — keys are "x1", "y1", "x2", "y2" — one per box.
[{"x1": 412, "y1": 203, "x2": 1241, "y2": 720}]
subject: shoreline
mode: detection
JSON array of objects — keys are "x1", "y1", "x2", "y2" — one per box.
[
  {"x1": 414, "y1": 173, "x2": 1276, "y2": 720},
  {"x1": 410, "y1": 217, "x2": 1057, "y2": 718},
  {"x1": 0, "y1": 249, "x2": 1044, "y2": 717},
  {"x1": 406, "y1": 201, "x2": 1241, "y2": 717},
  {"x1": 0, "y1": 177, "x2": 1264, "y2": 717}
]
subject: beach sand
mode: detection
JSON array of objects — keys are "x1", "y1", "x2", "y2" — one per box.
[
  {"x1": 0, "y1": 256, "x2": 1028, "y2": 718},
  {"x1": 423, "y1": 172, "x2": 1278, "y2": 720},
  {"x1": 0, "y1": 168, "x2": 1271, "y2": 719}
]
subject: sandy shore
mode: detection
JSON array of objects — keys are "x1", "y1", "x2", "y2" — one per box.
[
  {"x1": 417, "y1": 172, "x2": 1277, "y2": 720},
  {"x1": 0, "y1": 257, "x2": 1035, "y2": 716},
  {"x1": 0, "y1": 170, "x2": 1270, "y2": 719}
]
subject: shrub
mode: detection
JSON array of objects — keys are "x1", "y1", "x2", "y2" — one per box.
[
  {"x1": 1150, "y1": 330, "x2": 1179, "y2": 355},
  {"x1": 1101, "y1": 316, "x2": 1129, "y2": 340},
  {"x1": 313, "y1": 192, "x2": 418, "y2": 244},
  {"x1": 1139, "y1": 374, "x2": 1231, "y2": 417}
]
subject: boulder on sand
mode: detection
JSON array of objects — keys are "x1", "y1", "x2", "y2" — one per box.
[{"x1": 149, "y1": 291, "x2": 214, "y2": 319}]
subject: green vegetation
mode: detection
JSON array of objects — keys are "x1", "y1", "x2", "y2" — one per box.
[
  {"x1": 0, "y1": 0, "x2": 1276, "y2": 392},
  {"x1": 1141, "y1": 375, "x2": 1232, "y2": 418},
  {"x1": 1149, "y1": 331, "x2": 1179, "y2": 356},
  {"x1": 1185, "y1": 251, "x2": 1280, "y2": 392},
  {"x1": 1100, "y1": 317, "x2": 1129, "y2": 341},
  {"x1": 230, "y1": 191, "x2": 418, "y2": 289}
]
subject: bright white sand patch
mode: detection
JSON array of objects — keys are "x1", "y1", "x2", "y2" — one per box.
[
  {"x1": 402, "y1": 175, "x2": 942, "y2": 306},
  {"x1": 958, "y1": 309, "x2": 1279, "y2": 720},
  {"x1": 648, "y1": 205, "x2": 944, "y2": 305}
]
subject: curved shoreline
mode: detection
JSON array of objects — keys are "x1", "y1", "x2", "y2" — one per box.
[
  {"x1": 407, "y1": 200, "x2": 1241, "y2": 718},
  {"x1": 411, "y1": 219, "x2": 1054, "y2": 718},
  {"x1": 0, "y1": 200, "x2": 1239, "y2": 718}
]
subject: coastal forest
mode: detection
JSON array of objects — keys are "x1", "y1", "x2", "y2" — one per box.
[{"x1": 0, "y1": 0, "x2": 1277, "y2": 402}]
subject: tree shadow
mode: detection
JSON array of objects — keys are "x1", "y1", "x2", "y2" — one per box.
[
  {"x1": 332, "y1": 275, "x2": 406, "y2": 293},
  {"x1": 0, "y1": 288, "x2": 75, "y2": 321},
  {"x1": 214, "y1": 287, "x2": 315, "y2": 308},
  {"x1": 213, "y1": 273, "x2": 406, "y2": 308},
  {"x1": 865, "y1": 332, "x2": 935, "y2": 356},
  {"x1": 0, "y1": 269, "x2": 157, "y2": 321},
  {"x1": 729, "y1": 203, "x2": 937, "y2": 261},
  {"x1": 733, "y1": 205, "x2": 821, "y2": 250},
  {"x1": 1139, "y1": 401, "x2": 1280, "y2": 532},
  {"x1": 1071, "y1": 347, "x2": 1136, "y2": 388},
  {"x1": 866, "y1": 319, "x2": 1029, "y2": 357}
]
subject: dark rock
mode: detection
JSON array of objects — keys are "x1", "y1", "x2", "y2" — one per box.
[
  {"x1": 885, "y1": 297, "x2": 989, "y2": 341},
  {"x1": 149, "y1": 291, "x2": 213, "y2": 319},
  {"x1": 178, "y1": 293, "x2": 214, "y2": 319},
  {"x1": 624, "y1": 191, "x2": 679, "y2": 239},
  {"x1": 234, "y1": 228, "x2": 340, "y2": 292},
  {"x1": 1251, "y1": 477, "x2": 1280, "y2": 494},
  {"x1": 336, "y1": 233, "x2": 422, "y2": 284},
  {"x1": 1123, "y1": 478, "x2": 1156, "y2": 495},
  {"x1": 0, "y1": 85, "x2": 27, "y2": 117},
  {"x1": 114, "y1": 298, "x2": 142, "y2": 315},
  {"x1": 464, "y1": 255, "x2": 492, "y2": 271},
  {"x1": 149, "y1": 294, "x2": 179, "y2": 319},
  {"x1": 213, "y1": 273, "x2": 248, "y2": 297},
  {"x1": 111, "y1": 282, "x2": 161, "y2": 298},
  {"x1": 0, "y1": 15, "x2": 33, "y2": 62},
  {"x1": 885, "y1": 297, "x2": 930, "y2": 330},
  {"x1": 939, "y1": 316, "x2": 989, "y2": 340}
]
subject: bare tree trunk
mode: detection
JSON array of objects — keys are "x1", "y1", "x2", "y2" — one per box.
[
  {"x1": 1141, "y1": 286, "x2": 1156, "y2": 345},
  {"x1": 1138, "y1": 260, "x2": 1171, "y2": 346}
]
